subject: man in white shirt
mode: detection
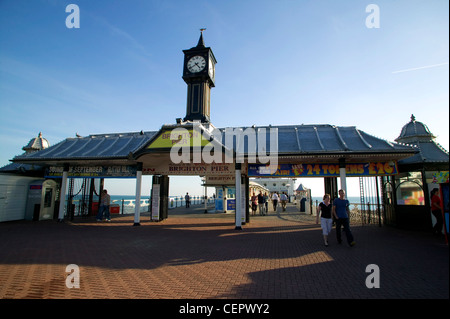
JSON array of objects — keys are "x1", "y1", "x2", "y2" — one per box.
[{"x1": 272, "y1": 192, "x2": 279, "y2": 212}]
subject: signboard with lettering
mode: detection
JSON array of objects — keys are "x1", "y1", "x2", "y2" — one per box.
[
  {"x1": 147, "y1": 130, "x2": 210, "y2": 149},
  {"x1": 45, "y1": 165, "x2": 137, "y2": 178},
  {"x1": 205, "y1": 175, "x2": 235, "y2": 185},
  {"x1": 227, "y1": 199, "x2": 236, "y2": 211},
  {"x1": 248, "y1": 162, "x2": 398, "y2": 177},
  {"x1": 142, "y1": 162, "x2": 235, "y2": 176}
]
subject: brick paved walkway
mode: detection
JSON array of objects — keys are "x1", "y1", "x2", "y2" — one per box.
[{"x1": 0, "y1": 203, "x2": 448, "y2": 300}]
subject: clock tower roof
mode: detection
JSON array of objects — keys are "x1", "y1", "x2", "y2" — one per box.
[
  {"x1": 196, "y1": 32, "x2": 205, "y2": 48},
  {"x1": 185, "y1": 30, "x2": 208, "y2": 52}
]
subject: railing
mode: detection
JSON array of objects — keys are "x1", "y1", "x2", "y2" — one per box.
[
  {"x1": 65, "y1": 196, "x2": 216, "y2": 217},
  {"x1": 111, "y1": 199, "x2": 150, "y2": 215},
  {"x1": 111, "y1": 196, "x2": 215, "y2": 214},
  {"x1": 168, "y1": 196, "x2": 215, "y2": 209},
  {"x1": 349, "y1": 202, "x2": 384, "y2": 226}
]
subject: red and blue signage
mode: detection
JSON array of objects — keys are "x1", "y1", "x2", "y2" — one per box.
[{"x1": 248, "y1": 162, "x2": 398, "y2": 177}]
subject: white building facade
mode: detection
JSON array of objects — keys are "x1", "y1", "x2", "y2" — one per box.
[{"x1": 250, "y1": 178, "x2": 296, "y2": 197}]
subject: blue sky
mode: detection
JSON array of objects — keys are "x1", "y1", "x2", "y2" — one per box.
[{"x1": 0, "y1": 0, "x2": 448, "y2": 197}]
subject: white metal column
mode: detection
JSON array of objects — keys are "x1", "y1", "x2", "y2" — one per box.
[
  {"x1": 133, "y1": 163, "x2": 143, "y2": 226},
  {"x1": 235, "y1": 163, "x2": 242, "y2": 230},
  {"x1": 339, "y1": 159, "x2": 347, "y2": 195}
]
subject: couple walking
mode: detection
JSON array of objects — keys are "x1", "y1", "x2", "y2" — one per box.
[{"x1": 315, "y1": 189, "x2": 356, "y2": 247}]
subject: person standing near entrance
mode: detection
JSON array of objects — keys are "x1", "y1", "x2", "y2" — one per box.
[
  {"x1": 263, "y1": 192, "x2": 269, "y2": 215},
  {"x1": 431, "y1": 188, "x2": 444, "y2": 236},
  {"x1": 332, "y1": 189, "x2": 355, "y2": 247},
  {"x1": 257, "y1": 192, "x2": 265, "y2": 216},
  {"x1": 280, "y1": 192, "x2": 288, "y2": 211},
  {"x1": 96, "y1": 189, "x2": 111, "y2": 222},
  {"x1": 251, "y1": 192, "x2": 258, "y2": 216},
  {"x1": 316, "y1": 194, "x2": 333, "y2": 247},
  {"x1": 185, "y1": 192, "x2": 190, "y2": 208},
  {"x1": 272, "y1": 192, "x2": 279, "y2": 212}
]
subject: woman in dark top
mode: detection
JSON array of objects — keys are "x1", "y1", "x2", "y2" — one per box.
[
  {"x1": 316, "y1": 194, "x2": 333, "y2": 246},
  {"x1": 431, "y1": 188, "x2": 443, "y2": 236}
]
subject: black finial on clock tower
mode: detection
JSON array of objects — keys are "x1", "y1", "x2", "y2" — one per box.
[
  {"x1": 197, "y1": 28, "x2": 206, "y2": 48},
  {"x1": 182, "y1": 30, "x2": 216, "y2": 123}
]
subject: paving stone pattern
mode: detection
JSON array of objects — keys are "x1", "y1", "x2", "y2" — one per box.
[{"x1": 0, "y1": 204, "x2": 448, "y2": 299}]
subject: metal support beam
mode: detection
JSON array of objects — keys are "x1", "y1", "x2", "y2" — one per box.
[
  {"x1": 235, "y1": 163, "x2": 242, "y2": 230},
  {"x1": 133, "y1": 162, "x2": 143, "y2": 226},
  {"x1": 339, "y1": 158, "x2": 347, "y2": 195},
  {"x1": 58, "y1": 164, "x2": 69, "y2": 222}
]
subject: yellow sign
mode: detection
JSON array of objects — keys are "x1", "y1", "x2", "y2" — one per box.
[{"x1": 147, "y1": 129, "x2": 210, "y2": 149}]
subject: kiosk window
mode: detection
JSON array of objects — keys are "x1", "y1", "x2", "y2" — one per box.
[
  {"x1": 395, "y1": 171, "x2": 425, "y2": 206},
  {"x1": 44, "y1": 189, "x2": 53, "y2": 208}
]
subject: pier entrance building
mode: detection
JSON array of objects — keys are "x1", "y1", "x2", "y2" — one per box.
[{"x1": 9, "y1": 32, "x2": 423, "y2": 229}]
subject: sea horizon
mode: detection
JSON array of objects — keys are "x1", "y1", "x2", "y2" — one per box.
[{"x1": 107, "y1": 194, "x2": 379, "y2": 205}]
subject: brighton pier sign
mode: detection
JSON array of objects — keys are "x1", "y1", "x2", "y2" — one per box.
[{"x1": 142, "y1": 162, "x2": 237, "y2": 176}]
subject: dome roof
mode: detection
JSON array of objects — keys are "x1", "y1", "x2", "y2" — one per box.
[
  {"x1": 395, "y1": 115, "x2": 448, "y2": 165},
  {"x1": 22, "y1": 132, "x2": 50, "y2": 153},
  {"x1": 395, "y1": 114, "x2": 435, "y2": 144}
]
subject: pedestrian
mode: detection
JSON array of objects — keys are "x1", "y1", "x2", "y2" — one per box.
[
  {"x1": 257, "y1": 192, "x2": 265, "y2": 215},
  {"x1": 185, "y1": 192, "x2": 190, "y2": 208},
  {"x1": 332, "y1": 189, "x2": 355, "y2": 247},
  {"x1": 280, "y1": 192, "x2": 288, "y2": 211},
  {"x1": 263, "y1": 192, "x2": 269, "y2": 215},
  {"x1": 96, "y1": 189, "x2": 111, "y2": 222},
  {"x1": 431, "y1": 188, "x2": 444, "y2": 236},
  {"x1": 272, "y1": 192, "x2": 279, "y2": 212},
  {"x1": 316, "y1": 194, "x2": 333, "y2": 246},
  {"x1": 251, "y1": 192, "x2": 258, "y2": 216}
]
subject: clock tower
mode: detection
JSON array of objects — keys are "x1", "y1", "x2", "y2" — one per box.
[{"x1": 182, "y1": 30, "x2": 217, "y2": 123}]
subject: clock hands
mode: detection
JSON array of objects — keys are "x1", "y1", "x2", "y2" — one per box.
[
  {"x1": 187, "y1": 55, "x2": 205, "y2": 73},
  {"x1": 194, "y1": 62, "x2": 205, "y2": 71}
]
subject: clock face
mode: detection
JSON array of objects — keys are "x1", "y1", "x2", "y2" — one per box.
[
  {"x1": 187, "y1": 55, "x2": 206, "y2": 73},
  {"x1": 208, "y1": 58, "x2": 215, "y2": 79}
]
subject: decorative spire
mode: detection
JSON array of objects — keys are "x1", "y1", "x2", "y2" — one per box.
[
  {"x1": 196, "y1": 28, "x2": 206, "y2": 48},
  {"x1": 410, "y1": 114, "x2": 416, "y2": 122}
]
